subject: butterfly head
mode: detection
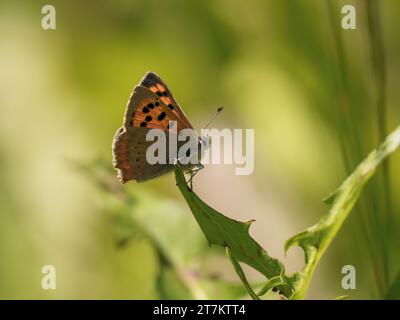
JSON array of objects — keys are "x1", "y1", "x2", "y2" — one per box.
[{"x1": 199, "y1": 134, "x2": 210, "y2": 151}]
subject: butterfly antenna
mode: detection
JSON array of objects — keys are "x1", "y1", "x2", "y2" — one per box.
[{"x1": 204, "y1": 107, "x2": 223, "y2": 129}]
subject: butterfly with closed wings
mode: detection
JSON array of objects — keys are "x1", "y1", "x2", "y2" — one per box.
[{"x1": 112, "y1": 72, "x2": 220, "y2": 188}]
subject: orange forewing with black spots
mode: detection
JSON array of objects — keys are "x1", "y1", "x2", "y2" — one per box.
[
  {"x1": 140, "y1": 72, "x2": 193, "y2": 129},
  {"x1": 123, "y1": 85, "x2": 189, "y2": 133}
]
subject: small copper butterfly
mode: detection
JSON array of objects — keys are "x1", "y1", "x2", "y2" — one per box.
[{"x1": 112, "y1": 72, "x2": 216, "y2": 185}]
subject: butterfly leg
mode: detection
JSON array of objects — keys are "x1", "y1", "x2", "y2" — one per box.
[{"x1": 186, "y1": 163, "x2": 204, "y2": 190}]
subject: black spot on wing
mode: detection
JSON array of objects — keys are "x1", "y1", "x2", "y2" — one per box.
[{"x1": 157, "y1": 112, "x2": 166, "y2": 121}]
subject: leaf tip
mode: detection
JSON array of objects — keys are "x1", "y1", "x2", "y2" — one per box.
[
  {"x1": 244, "y1": 219, "x2": 255, "y2": 230},
  {"x1": 284, "y1": 231, "x2": 308, "y2": 255},
  {"x1": 284, "y1": 239, "x2": 293, "y2": 256}
]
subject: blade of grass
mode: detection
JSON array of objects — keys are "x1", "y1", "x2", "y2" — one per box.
[
  {"x1": 365, "y1": 0, "x2": 391, "y2": 289},
  {"x1": 385, "y1": 271, "x2": 400, "y2": 300}
]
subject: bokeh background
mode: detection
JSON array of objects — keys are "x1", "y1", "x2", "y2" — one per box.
[{"x1": 1, "y1": 0, "x2": 399, "y2": 299}]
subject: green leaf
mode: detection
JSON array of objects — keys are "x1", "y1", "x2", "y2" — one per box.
[
  {"x1": 285, "y1": 125, "x2": 400, "y2": 299},
  {"x1": 385, "y1": 271, "x2": 400, "y2": 300},
  {"x1": 175, "y1": 165, "x2": 294, "y2": 298}
]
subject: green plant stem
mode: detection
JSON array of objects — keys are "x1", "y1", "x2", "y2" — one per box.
[
  {"x1": 326, "y1": 0, "x2": 388, "y2": 296},
  {"x1": 226, "y1": 247, "x2": 260, "y2": 300},
  {"x1": 286, "y1": 125, "x2": 400, "y2": 299}
]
